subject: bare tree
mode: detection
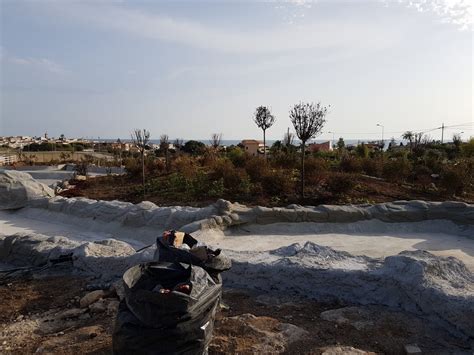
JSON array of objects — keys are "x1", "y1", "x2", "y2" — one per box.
[
  {"x1": 160, "y1": 134, "x2": 170, "y2": 171},
  {"x1": 210, "y1": 133, "x2": 222, "y2": 149},
  {"x1": 131, "y1": 128, "x2": 150, "y2": 199},
  {"x1": 174, "y1": 138, "x2": 184, "y2": 154},
  {"x1": 452, "y1": 133, "x2": 462, "y2": 150},
  {"x1": 422, "y1": 134, "x2": 432, "y2": 145},
  {"x1": 290, "y1": 102, "x2": 329, "y2": 198},
  {"x1": 254, "y1": 106, "x2": 275, "y2": 160}
]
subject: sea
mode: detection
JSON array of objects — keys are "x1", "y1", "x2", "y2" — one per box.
[{"x1": 102, "y1": 138, "x2": 389, "y2": 147}]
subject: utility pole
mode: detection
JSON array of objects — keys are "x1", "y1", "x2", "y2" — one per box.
[
  {"x1": 441, "y1": 123, "x2": 445, "y2": 143},
  {"x1": 376, "y1": 123, "x2": 384, "y2": 150}
]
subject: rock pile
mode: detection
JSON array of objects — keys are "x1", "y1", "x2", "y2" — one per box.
[{"x1": 224, "y1": 242, "x2": 474, "y2": 339}]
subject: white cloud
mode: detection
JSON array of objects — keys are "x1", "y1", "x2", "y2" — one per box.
[
  {"x1": 5, "y1": 54, "x2": 66, "y2": 74},
  {"x1": 42, "y1": 2, "x2": 399, "y2": 54},
  {"x1": 390, "y1": 0, "x2": 472, "y2": 30}
]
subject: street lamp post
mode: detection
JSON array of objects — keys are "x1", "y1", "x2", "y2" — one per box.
[
  {"x1": 376, "y1": 124, "x2": 384, "y2": 149},
  {"x1": 327, "y1": 131, "x2": 335, "y2": 149}
]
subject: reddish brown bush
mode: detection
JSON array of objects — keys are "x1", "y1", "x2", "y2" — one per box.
[
  {"x1": 440, "y1": 163, "x2": 472, "y2": 196},
  {"x1": 209, "y1": 158, "x2": 250, "y2": 193},
  {"x1": 361, "y1": 158, "x2": 382, "y2": 177},
  {"x1": 304, "y1": 157, "x2": 329, "y2": 187},
  {"x1": 382, "y1": 158, "x2": 411, "y2": 182},
  {"x1": 261, "y1": 169, "x2": 295, "y2": 196},
  {"x1": 325, "y1": 173, "x2": 356, "y2": 196},
  {"x1": 245, "y1": 156, "x2": 270, "y2": 182},
  {"x1": 172, "y1": 155, "x2": 198, "y2": 179},
  {"x1": 340, "y1": 156, "x2": 363, "y2": 173}
]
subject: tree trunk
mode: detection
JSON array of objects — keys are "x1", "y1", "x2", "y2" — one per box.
[
  {"x1": 263, "y1": 129, "x2": 266, "y2": 161},
  {"x1": 142, "y1": 152, "x2": 145, "y2": 200},
  {"x1": 301, "y1": 141, "x2": 306, "y2": 198}
]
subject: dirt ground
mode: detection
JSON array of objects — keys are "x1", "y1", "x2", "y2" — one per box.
[
  {"x1": 59, "y1": 174, "x2": 473, "y2": 207},
  {"x1": 1, "y1": 272, "x2": 472, "y2": 354}
]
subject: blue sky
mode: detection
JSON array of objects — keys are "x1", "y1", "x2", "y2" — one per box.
[{"x1": 0, "y1": 0, "x2": 472, "y2": 141}]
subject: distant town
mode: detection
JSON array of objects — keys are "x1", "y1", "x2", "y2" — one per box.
[{"x1": 0, "y1": 132, "x2": 392, "y2": 166}]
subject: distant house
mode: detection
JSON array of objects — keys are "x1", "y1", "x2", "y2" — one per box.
[
  {"x1": 308, "y1": 141, "x2": 332, "y2": 153},
  {"x1": 241, "y1": 139, "x2": 265, "y2": 157}
]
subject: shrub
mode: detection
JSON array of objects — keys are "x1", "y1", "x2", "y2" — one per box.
[
  {"x1": 304, "y1": 157, "x2": 329, "y2": 186},
  {"x1": 182, "y1": 140, "x2": 206, "y2": 156},
  {"x1": 271, "y1": 150, "x2": 298, "y2": 169},
  {"x1": 189, "y1": 170, "x2": 211, "y2": 198},
  {"x1": 461, "y1": 138, "x2": 474, "y2": 158},
  {"x1": 440, "y1": 163, "x2": 473, "y2": 196},
  {"x1": 172, "y1": 156, "x2": 198, "y2": 179},
  {"x1": 245, "y1": 157, "x2": 269, "y2": 182},
  {"x1": 209, "y1": 158, "x2": 250, "y2": 194},
  {"x1": 261, "y1": 169, "x2": 294, "y2": 196},
  {"x1": 423, "y1": 149, "x2": 444, "y2": 173},
  {"x1": 355, "y1": 144, "x2": 369, "y2": 158},
  {"x1": 361, "y1": 158, "x2": 381, "y2": 177},
  {"x1": 146, "y1": 156, "x2": 165, "y2": 176},
  {"x1": 413, "y1": 165, "x2": 432, "y2": 191},
  {"x1": 325, "y1": 173, "x2": 356, "y2": 196},
  {"x1": 226, "y1": 146, "x2": 246, "y2": 167},
  {"x1": 382, "y1": 158, "x2": 411, "y2": 182},
  {"x1": 340, "y1": 156, "x2": 362, "y2": 173},
  {"x1": 125, "y1": 156, "x2": 164, "y2": 178},
  {"x1": 208, "y1": 178, "x2": 225, "y2": 198}
]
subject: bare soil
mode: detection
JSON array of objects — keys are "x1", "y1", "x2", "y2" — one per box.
[
  {"x1": 1, "y1": 274, "x2": 470, "y2": 354},
  {"x1": 59, "y1": 174, "x2": 473, "y2": 207}
]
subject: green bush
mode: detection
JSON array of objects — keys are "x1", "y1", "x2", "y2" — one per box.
[
  {"x1": 355, "y1": 144, "x2": 369, "y2": 158},
  {"x1": 208, "y1": 178, "x2": 225, "y2": 198},
  {"x1": 226, "y1": 146, "x2": 246, "y2": 167},
  {"x1": 423, "y1": 149, "x2": 444, "y2": 173},
  {"x1": 461, "y1": 138, "x2": 474, "y2": 158},
  {"x1": 182, "y1": 140, "x2": 206, "y2": 156}
]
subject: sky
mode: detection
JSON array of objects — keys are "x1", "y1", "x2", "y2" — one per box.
[{"x1": 0, "y1": 0, "x2": 472, "y2": 142}]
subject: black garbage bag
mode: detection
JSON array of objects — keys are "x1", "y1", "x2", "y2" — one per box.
[
  {"x1": 113, "y1": 261, "x2": 221, "y2": 355},
  {"x1": 155, "y1": 235, "x2": 232, "y2": 281}
]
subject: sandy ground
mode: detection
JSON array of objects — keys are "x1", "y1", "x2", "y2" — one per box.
[
  {"x1": 1, "y1": 204, "x2": 473, "y2": 353},
  {"x1": 213, "y1": 221, "x2": 474, "y2": 271},
  {"x1": 2, "y1": 209, "x2": 473, "y2": 271}
]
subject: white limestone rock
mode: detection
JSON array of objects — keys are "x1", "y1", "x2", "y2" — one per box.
[{"x1": 0, "y1": 170, "x2": 54, "y2": 210}]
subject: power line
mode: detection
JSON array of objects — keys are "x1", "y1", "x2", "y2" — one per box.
[{"x1": 325, "y1": 121, "x2": 472, "y2": 138}]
